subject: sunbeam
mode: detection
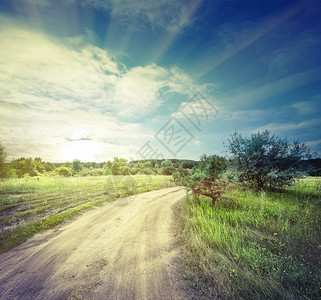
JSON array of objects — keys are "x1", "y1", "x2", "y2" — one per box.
[{"x1": 0, "y1": 0, "x2": 320, "y2": 160}]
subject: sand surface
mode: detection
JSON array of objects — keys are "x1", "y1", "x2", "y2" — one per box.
[{"x1": 0, "y1": 187, "x2": 186, "y2": 300}]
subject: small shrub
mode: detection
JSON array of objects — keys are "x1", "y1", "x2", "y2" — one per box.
[
  {"x1": 55, "y1": 166, "x2": 73, "y2": 177},
  {"x1": 103, "y1": 167, "x2": 112, "y2": 175},
  {"x1": 191, "y1": 176, "x2": 229, "y2": 206}
]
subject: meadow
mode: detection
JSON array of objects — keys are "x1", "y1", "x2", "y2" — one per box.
[
  {"x1": 0, "y1": 175, "x2": 175, "y2": 253},
  {"x1": 178, "y1": 177, "x2": 321, "y2": 299},
  {"x1": 1, "y1": 174, "x2": 320, "y2": 299}
]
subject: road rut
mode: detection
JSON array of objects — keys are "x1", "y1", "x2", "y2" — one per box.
[{"x1": 0, "y1": 187, "x2": 186, "y2": 300}]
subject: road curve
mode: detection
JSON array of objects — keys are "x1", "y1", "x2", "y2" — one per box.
[{"x1": 0, "y1": 187, "x2": 187, "y2": 300}]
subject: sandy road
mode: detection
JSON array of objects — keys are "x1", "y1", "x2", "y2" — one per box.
[{"x1": 0, "y1": 187, "x2": 187, "y2": 300}]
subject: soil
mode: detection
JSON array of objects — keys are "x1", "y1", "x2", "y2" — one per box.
[{"x1": 0, "y1": 187, "x2": 187, "y2": 300}]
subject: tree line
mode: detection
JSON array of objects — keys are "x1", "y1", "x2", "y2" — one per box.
[
  {"x1": 0, "y1": 146, "x2": 199, "y2": 178},
  {"x1": 1, "y1": 131, "x2": 320, "y2": 194}
]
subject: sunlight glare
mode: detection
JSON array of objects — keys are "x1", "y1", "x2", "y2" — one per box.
[{"x1": 62, "y1": 140, "x2": 101, "y2": 162}]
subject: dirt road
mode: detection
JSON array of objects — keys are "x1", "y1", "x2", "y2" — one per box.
[{"x1": 0, "y1": 187, "x2": 187, "y2": 300}]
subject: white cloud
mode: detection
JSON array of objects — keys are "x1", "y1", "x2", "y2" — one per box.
[
  {"x1": 23, "y1": 0, "x2": 52, "y2": 7},
  {"x1": 224, "y1": 109, "x2": 266, "y2": 122},
  {"x1": 81, "y1": 0, "x2": 203, "y2": 32},
  {"x1": 112, "y1": 63, "x2": 205, "y2": 117},
  {"x1": 0, "y1": 19, "x2": 204, "y2": 116},
  {"x1": 305, "y1": 139, "x2": 321, "y2": 147},
  {"x1": 0, "y1": 25, "x2": 118, "y2": 106},
  {"x1": 0, "y1": 100, "x2": 148, "y2": 161},
  {"x1": 0, "y1": 19, "x2": 206, "y2": 161},
  {"x1": 216, "y1": 67, "x2": 321, "y2": 111},
  {"x1": 113, "y1": 64, "x2": 167, "y2": 117},
  {"x1": 254, "y1": 119, "x2": 321, "y2": 133},
  {"x1": 291, "y1": 100, "x2": 320, "y2": 115},
  {"x1": 22, "y1": 0, "x2": 203, "y2": 32}
]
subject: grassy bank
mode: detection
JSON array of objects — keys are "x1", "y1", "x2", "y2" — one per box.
[
  {"x1": 0, "y1": 175, "x2": 175, "y2": 254},
  {"x1": 178, "y1": 177, "x2": 321, "y2": 299}
]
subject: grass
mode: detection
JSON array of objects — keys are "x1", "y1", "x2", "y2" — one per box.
[
  {"x1": 0, "y1": 175, "x2": 175, "y2": 254},
  {"x1": 178, "y1": 177, "x2": 321, "y2": 299}
]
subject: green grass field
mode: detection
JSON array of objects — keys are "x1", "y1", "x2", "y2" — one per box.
[
  {"x1": 0, "y1": 175, "x2": 175, "y2": 254},
  {"x1": 178, "y1": 177, "x2": 321, "y2": 299},
  {"x1": 1, "y1": 175, "x2": 320, "y2": 298}
]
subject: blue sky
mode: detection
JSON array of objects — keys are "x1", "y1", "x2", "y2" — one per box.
[{"x1": 0, "y1": 0, "x2": 320, "y2": 162}]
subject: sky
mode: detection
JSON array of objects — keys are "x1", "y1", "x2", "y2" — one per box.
[{"x1": 0, "y1": 0, "x2": 320, "y2": 162}]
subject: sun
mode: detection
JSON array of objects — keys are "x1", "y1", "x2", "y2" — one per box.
[{"x1": 62, "y1": 140, "x2": 101, "y2": 162}]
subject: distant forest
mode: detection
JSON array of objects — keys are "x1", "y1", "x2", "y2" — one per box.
[
  {"x1": 1, "y1": 155, "x2": 320, "y2": 179},
  {"x1": 1, "y1": 130, "x2": 321, "y2": 179}
]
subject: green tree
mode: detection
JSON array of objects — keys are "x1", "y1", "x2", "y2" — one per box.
[
  {"x1": 227, "y1": 130, "x2": 312, "y2": 190},
  {"x1": 119, "y1": 165, "x2": 130, "y2": 175},
  {"x1": 44, "y1": 162, "x2": 55, "y2": 172},
  {"x1": 63, "y1": 161, "x2": 72, "y2": 168},
  {"x1": 72, "y1": 159, "x2": 82, "y2": 173},
  {"x1": 83, "y1": 162, "x2": 93, "y2": 169},
  {"x1": 103, "y1": 164, "x2": 112, "y2": 175},
  {"x1": 56, "y1": 166, "x2": 73, "y2": 177},
  {"x1": 160, "y1": 159, "x2": 175, "y2": 175},
  {"x1": 11, "y1": 158, "x2": 38, "y2": 177},
  {"x1": 161, "y1": 159, "x2": 172, "y2": 168},
  {"x1": 0, "y1": 143, "x2": 7, "y2": 178},
  {"x1": 199, "y1": 154, "x2": 227, "y2": 177},
  {"x1": 105, "y1": 160, "x2": 113, "y2": 169},
  {"x1": 130, "y1": 167, "x2": 139, "y2": 175},
  {"x1": 34, "y1": 157, "x2": 45, "y2": 173},
  {"x1": 173, "y1": 154, "x2": 230, "y2": 206},
  {"x1": 181, "y1": 160, "x2": 195, "y2": 169},
  {"x1": 111, "y1": 157, "x2": 128, "y2": 175}
]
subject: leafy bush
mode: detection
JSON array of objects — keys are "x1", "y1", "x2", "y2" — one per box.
[
  {"x1": 55, "y1": 166, "x2": 73, "y2": 177},
  {"x1": 179, "y1": 178, "x2": 321, "y2": 299},
  {"x1": 191, "y1": 176, "x2": 229, "y2": 206},
  {"x1": 0, "y1": 143, "x2": 7, "y2": 178},
  {"x1": 140, "y1": 168, "x2": 154, "y2": 175},
  {"x1": 174, "y1": 154, "x2": 230, "y2": 205},
  {"x1": 161, "y1": 166, "x2": 176, "y2": 175},
  {"x1": 103, "y1": 167, "x2": 112, "y2": 175},
  {"x1": 130, "y1": 167, "x2": 139, "y2": 175},
  {"x1": 79, "y1": 168, "x2": 91, "y2": 176},
  {"x1": 72, "y1": 159, "x2": 82, "y2": 173},
  {"x1": 111, "y1": 157, "x2": 128, "y2": 175},
  {"x1": 90, "y1": 168, "x2": 104, "y2": 176},
  {"x1": 79, "y1": 168, "x2": 104, "y2": 176},
  {"x1": 227, "y1": 130, "x2": 312, "y2": 190},
  {"x1": 119, "y1": 165, "x2": 131, "y2": 175},
  {"x1": 10, "y1": 158, "x2": 39, "y2": 177},
  {"x1": 198, "y1": 154, "x2": 228, "y2": 177}
]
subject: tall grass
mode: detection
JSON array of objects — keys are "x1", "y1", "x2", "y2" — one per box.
[
  {"x1": 0, "y1": 175, "x2": 175, "y2": 253},
  {"x1": 178, "y1": 177, "x2": 321, "y2": 299}
]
